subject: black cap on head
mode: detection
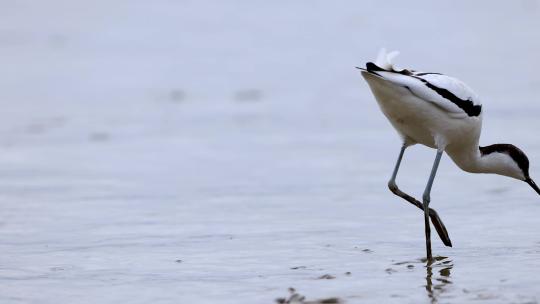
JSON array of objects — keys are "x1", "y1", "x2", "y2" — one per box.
[
  {"x1": 479, "y1": 144, "x2": 539, "y2": 195},
  {"x1": 480, "y1": 144, "x2": 530, "y2": 177}
]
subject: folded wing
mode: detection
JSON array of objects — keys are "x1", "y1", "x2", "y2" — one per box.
[{"x1": 364, "y1": 50, "x2": 482, "y2": 118}]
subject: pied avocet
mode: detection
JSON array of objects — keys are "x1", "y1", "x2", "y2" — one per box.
[{"x1": 358, "y1": 49, "x2": 540, "y2": 261}]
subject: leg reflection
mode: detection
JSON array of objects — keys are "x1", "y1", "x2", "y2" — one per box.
[{"x1": 425, "y1": 257, "x2": 453, "y2": 304}]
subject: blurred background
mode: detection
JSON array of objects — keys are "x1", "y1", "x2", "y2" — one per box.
[{"x1": 1, "y1": 1, "x2": 540, "y2": 303}]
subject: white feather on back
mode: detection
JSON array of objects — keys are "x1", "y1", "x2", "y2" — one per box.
[
  {"x1": 375, "y1": 48, "x2": 400, "y2": 70},
  {"x1": 417, "y1": 73, "x2": 480, "y2": 105}
]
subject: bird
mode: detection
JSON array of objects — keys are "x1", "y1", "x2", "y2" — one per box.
[{"x1": 357, "y1": 49, "x2": 540, "y2": 261}]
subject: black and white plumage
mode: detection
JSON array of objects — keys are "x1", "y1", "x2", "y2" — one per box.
[
  {"x1": 358, "y1": 49, "x2": 539, "y2": 261},
  {"x1": 363, "y1": 60, "x2": 482, "y2": 118}
]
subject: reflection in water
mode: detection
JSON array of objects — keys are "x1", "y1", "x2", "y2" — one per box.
[
  {"x1": 391, "y1": 256, "x2": 454, "y2": 302},
  {"x1": 425, "y1": 256, "x2": 453, "y2": 304}
]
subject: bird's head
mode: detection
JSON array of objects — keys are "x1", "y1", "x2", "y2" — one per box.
[{"x1": 479, "y1": 144, "x2": 540, "y2": 195}]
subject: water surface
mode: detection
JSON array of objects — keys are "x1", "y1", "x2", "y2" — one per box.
[{"x1": 1, "y1": 1, "x2": 540, "y2": 303}]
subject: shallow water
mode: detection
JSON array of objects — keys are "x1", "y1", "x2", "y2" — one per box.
[{"x1": 1, "y1": 1, "x2": 540, "y2": 303}]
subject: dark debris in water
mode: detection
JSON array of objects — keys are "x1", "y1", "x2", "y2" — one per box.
[
  {"x1": 317, "y1": 274, "x2": 335, "y2": 280},
  {"x1": 290, "y1": 266, "x2": 307, "y2": 270},
  {"x1": 25, "y1": 117, "x2": 67, "y2": 135},
  {"x1": 275, "y1": 288, "x2": 342, "y2": 304},
  {"x1": 234, "y1": 89, "x2": 263, "y2": 102},
  {"x1": 89, "y1": 132, "x2": 110, "y2": 142},
  {"x1": 169, "y1": 89, "x2": 186, "y2": 102}
]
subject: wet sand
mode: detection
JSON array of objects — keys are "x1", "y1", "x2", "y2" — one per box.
[{"x1": 1, "y1": 1, "x2": 540, "y2": 303}]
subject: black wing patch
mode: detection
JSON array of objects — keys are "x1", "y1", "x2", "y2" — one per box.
[
  {"x1": 414, "y1": 77, "x2": 482, "y2": 117},
  {"x1": 415, "y1": 72, "x2": 442, "y2": 76}
]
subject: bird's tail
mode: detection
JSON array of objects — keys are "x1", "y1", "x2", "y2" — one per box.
[{"x1": 374, "y1": 48, "x2": 400, "y2": 71}]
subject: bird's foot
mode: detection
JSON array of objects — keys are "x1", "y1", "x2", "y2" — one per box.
[{"x1": 428, "y1": 208, "x2": 452, "y2": 247}]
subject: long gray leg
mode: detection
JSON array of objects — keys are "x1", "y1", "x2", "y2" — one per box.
[
  {"x1": 388, "y1": 145, "x2": 452, "y2": 247},
  {"x1": 422, "y1": 150, "x2": 444, "y2": 261}
]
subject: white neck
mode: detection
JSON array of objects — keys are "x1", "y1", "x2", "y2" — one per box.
[{"x1": 446, "y1": 145, "x2": 524, "y2": 180}]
